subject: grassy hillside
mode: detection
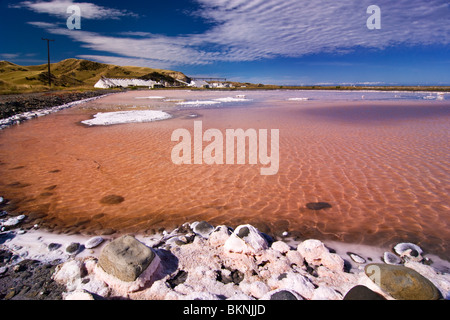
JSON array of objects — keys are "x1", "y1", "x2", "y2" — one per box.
[{"x1": 0, "y1": 59, "x2": 189, "y2": 94}]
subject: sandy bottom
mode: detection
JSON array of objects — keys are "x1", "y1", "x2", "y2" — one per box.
[{"x1": 0, "y1": 90, "x2": 449, "y2": 259}]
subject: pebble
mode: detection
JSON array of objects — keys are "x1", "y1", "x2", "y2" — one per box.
[
  {"x1": 394, "y1": 243, "x2": 423, "y2": 262},
  {"x1": 2, "y1": 217, "x2": 21, "y2": 227},
  {"x1": 66, "y1": 242, "x2": 81, "y2": 254},
  {"x1": 383, "y1": 252, "x2": 402, "y2": 265},
  {"x1": 0, "y1": 266, "x2": 7, "y2": 275},
  {"x1": 348, "y1": 252, "x2": 366, "y2": 264},
  {"x1": 394, "y1": 242, "x2": 423, "y2": 256},
  {"x1": 48, "y1": 243, "x2": 61, "y2": 251},
  {"x1": 85, "y1": 236, "x2": 104, "y2": 249}
]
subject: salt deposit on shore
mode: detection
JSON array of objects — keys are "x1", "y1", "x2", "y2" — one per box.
[
  {"x1": 1, "y1": 215, "x2": 449, "y2": 300},
  {"x1": 81, "y1": 110, "x2": 172, "y2": 126},
  {"x1": 0, "y1": 93, "x2": 113, "y2": 130},
  {"x1": 175, "y1": 95, "x2": 252, "y2": 107}
]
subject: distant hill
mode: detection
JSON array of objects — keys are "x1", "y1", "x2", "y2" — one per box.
[{"x1": 0, "y1": 58, "x2": 189, "y2": 94}]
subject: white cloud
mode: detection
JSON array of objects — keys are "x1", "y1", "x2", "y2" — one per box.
[
  {"x1": 12, "y1": 0, "x2": 138, "y2": 19},
  {"x1": 24, "y1": 0, "x2": 450, "y2": 68}
]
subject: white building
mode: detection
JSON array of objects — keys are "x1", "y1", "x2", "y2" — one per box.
[
  {"x1": 188, "y1": 80, "x2": 210, "y2": 88},
  {"x1": 94, "y1": 77, "x2": 162, "y2": 89},
  {"x1": 210, "y1": 82, "x2": 233, "y2": 88}
]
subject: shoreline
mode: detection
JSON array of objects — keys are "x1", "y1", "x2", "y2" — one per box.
[{"x1": 1, "y1": 216, "x2": 449, "y2": 300}]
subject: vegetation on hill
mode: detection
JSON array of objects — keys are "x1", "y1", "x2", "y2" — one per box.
[{"x1": 0, "y1": 58, "x2": 189, "y2": 94}]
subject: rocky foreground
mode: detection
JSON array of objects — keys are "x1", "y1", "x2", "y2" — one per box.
[
  {"x1": 0, "y1": 90, "x2": 115, "y2": 128},
  {"x1": 1, "y1": 213, "x2": 449, "y2": 300}
]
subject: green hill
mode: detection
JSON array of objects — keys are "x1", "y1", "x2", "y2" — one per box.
[{"x1": 0, "y1": 58, "x2": 189, "y2": 94}]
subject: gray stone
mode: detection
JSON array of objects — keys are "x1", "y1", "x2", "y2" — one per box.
[
  {"x1": 270, "y1": 290, "x2": 299, "y2": 300},
  {"x1": 394, "y1": 242, "x2": 423, "y2": 256},
  {"x1": 85, "y1": 236, "x2": 104, "y2": 249},
  {"x1": 343, "y1": 285, "x2": 386, "y2": 300},
  {"x1": 191, "y1": 221, "x2": 214, "y2": 238},
  {"x1": 47, "y1": 243, "x2": 61, "y2": 251},
  {"x1": 98, "y1": 235, "x2": 157, "y2": 282},
  {"x1": 383, "y1": 252, "x2": 402, "y2": 265},
  {"x1": 365, "y1": 263, "x2": 441, "y2": 300},
  {"x1": 66, "y1": 242, "x2": 81, "y2": 254}
]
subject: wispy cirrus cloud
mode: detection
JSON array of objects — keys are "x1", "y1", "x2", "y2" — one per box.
[
  {"x1": 21, "y1": 0, "x2": 450, "y2": 68},
  {"x1": 11, "y1": 0, "x2": 139, "y2": 19}
]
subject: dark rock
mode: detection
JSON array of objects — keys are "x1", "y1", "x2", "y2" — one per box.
[
  {"x1": 100, "y1": 195, "x2": 125, "y2": 205},
  {"x1": 65, "y1": 242, "x2": 81, "y2": 254},
  {"x1": 237, "y1": 226, "x2": 250, "y2": 238},
  {"x1": 270, "y1": 290, "x2": 298, "y2": 300},
  {"x1": 47, "y1": 243, "x2": 61, "y2": 251},
  {"x1": 306, "y1": 202, "x2": 332, "y2": 210},
  {"x1": 365, "y1": 263, "x2": 441, "y2": 300},
  {"x1": 0, "y1": 251, "x2": 65, "y2": 300},
  {"x1": 167, "y1": 270, "x2": 188, "y2": 289},
  {"x1": 343, "y1": 285, "x2": 386, "y2": 300},
  {"x1": 192, "y1": 221, "x2": 214, "y2": 238},
  {"x1": 216, "y1": 268, "x2": 245, "y2": 285}
]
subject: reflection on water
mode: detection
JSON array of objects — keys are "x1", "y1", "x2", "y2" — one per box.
[{"x1": 0, "y1": 90, "x2": 449, "y2": 259}]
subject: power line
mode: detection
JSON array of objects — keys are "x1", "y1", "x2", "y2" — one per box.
[{"x1": 41, "y1": 38, "x2": 55, "y2": 87}]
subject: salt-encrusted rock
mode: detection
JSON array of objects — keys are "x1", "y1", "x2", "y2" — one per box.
[
  {"x1": 286, "y1": 250, "x2": 304, "y2": 266},
  {"x1": 400, "y1": 249, "x2": 423, "y2": 262},
  {"x1": 383, "y1": 252, "x2": 402, "y2": 265},
  {"x1": 227, "y1": 293, "x2": 256, "y2": 300},
  {"x1": 297, "y1": 239, "x2": 344, "y2": 271},
  {"x1": 64, "y1": 289, "x2": 95, "y2": 300},
  {"x1": 208, "y1": 225, "x2": 232, "y2": 247},
  {"x1": 394, "y1": 242, "x2": 423, "y2": 256},
  {"x1": 182, "y1": 292, "x2": 222, "y2": 300},
  {"x1": 348, "y1": 252, "x2": 366, "y2": 264},
  {"x1": 85, "y1": 236, "x2": 104, "y2": 249},
  {"x1": 224, "y1": 224, "x2": 268, "y2": 254},
  {"x1": 98, "y1": 235, "x2": 159, "y2": 282},
  {"x1": 52, "y1": 259, "x2": 85, "y2": 291},
  {"x1": 268, "y1": 271, "x2": 315, "y2": 299},
  {"x1": 365, "y1": 263, "x2": 441, "y2": 300},
  {"x1": 271, "y1": 241, "x2": 291, "y2": 254},
  {"x1": 311, "y1": 286, "x2": 342, "y2": 300},
  {"x1": 191, "y1": 221, "x2": 214, "y2": 238},
  {"x1": 343, "y1": 285, "x2": 386, "y2": 300},
  {"x1": 240, "y1": 281, "x2": 269, "y2": 299},
  {"x1": 2, "y1": 216, "x2": 22, "y2": 227},
  {"x1": 393, "y1": 243, "x2": 424, "y2": 262}
]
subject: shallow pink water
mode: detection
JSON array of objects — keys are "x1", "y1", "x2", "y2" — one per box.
[{"x1": 0, "y1": 90, "x2": 449, "y2": 258}]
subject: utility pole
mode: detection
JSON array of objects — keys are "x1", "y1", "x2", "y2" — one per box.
[{"x1": 41, "y1": 38, "x2": 55, "y2": 87}]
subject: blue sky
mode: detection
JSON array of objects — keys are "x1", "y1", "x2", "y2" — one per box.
[{"x1": 0, "y1": 0, "x2": 449, "y2": 85}]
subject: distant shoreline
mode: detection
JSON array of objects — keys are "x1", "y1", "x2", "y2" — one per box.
[{"x1": 1, "y1": 85, "x2": 450, "y2": 97}]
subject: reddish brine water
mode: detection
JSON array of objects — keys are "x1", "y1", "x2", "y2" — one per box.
[{"x1": 0, "y1": 90, "x2": 449, "y2": 258}]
